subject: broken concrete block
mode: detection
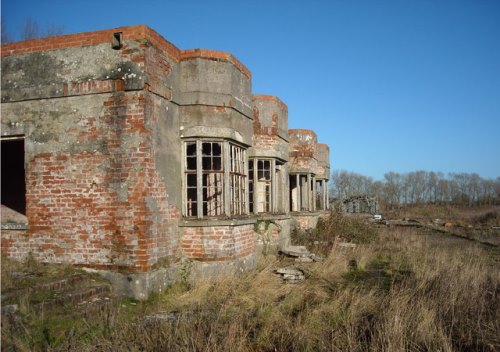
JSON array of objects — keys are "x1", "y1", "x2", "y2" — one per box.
[
  {"x1": 275, "y1": 266, "x2": 305, "y2": 283},
  {"x1": 310, "y1": 254, "x2": 324, "y2": 262},
  {"x1": 280, "y1": 246, "x2": 310, "y2": 257}
]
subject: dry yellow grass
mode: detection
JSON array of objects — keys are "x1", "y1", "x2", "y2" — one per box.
[{"x1": 3, "y1": 214, "x2": 499, "y2": 351}]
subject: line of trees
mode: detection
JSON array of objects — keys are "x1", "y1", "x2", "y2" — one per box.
[
  {"x1": 1, "y1": 17, "x2": 64, "y2": 44},
  {"x1": 331, "y1": 170, "x2": 500, "y2": 209}
]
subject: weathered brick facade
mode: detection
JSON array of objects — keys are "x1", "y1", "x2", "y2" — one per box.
[
  {"x1": 288, "y1": 130, "x2": 331, "y2": 227},
  {"x1": 181, "y1": 223, "x2": 254, "y2": 261},
  {"x1": 1, "y1": 25, "x2": 330, "y2": 298}
]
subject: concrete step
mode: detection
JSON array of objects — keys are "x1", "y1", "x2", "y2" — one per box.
[{"x1": 34, "y1": 284, "x2": 112, "y2": 312}]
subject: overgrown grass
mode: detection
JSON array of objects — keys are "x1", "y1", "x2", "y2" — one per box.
[{"x1": 2, "y1": 215, "x2": 499, "y2": 351}]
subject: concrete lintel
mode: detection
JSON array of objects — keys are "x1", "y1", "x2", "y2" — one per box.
[
  {"x1": 181, "y1": 126, "x2": 249, "y2": 146},
  {"x1": 247, "y1": 148, "x2": 289, "y2": 162}
]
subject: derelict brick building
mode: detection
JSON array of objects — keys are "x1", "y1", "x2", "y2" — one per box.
[{"x1": 1, "y1": 25, "x2": 330, "y2": 298}]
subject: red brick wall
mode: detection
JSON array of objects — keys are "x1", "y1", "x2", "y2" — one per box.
[
  {"x1": 1, "y1": 91, "x2": 180, "y2": 271},
  {"x1": 1, "y1": 230, "x2": 29, "y2": 257},
  {"x1": 181, "y1": 224, "x2": 255, "y2": 262}
]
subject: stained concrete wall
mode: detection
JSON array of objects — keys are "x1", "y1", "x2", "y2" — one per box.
[
  {"x1": 315, "y1": 143, "x2": 330, "y2": 180},
  {"x1": 249, "y1": 95, "x2": 289, "y2": 161},
  {"x1": 177, "y1": 56, "x2": 253, "y2": 146},
  {"x1": 1, "y1": 25, "x2": 332, "y2": 298},
  {"x1": 247, "y1": 95, "x2": 292, "y2": 249},
  {"x1": 288, "y1": 129, "x2": 318, "y2": 174},
  {"x1": 1, "y1": 30, "x2": 181, "y2": 273}
]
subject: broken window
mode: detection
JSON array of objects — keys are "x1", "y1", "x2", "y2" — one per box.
[
  {"x1": 1, "y1": 136, "x2": 26, "y2": 215},
  {"x1": 249, "y1": 160, "x2": 254, "y2": 213},
  {"x1": 257, "y1": 159, "x2": 272, "y2": 213},
  {"x1": 274, "y1": 161, "x2": 285, "y2": 213},
  {"x1": 315, "y1": 179, "x2": 329, "y2": 210},
  {"x1": 202, "y1": 142, "x2": 223, "y2": 216},
  {"x1": 248, "y1": 158, "x2": 285, "y2": 214},
  {"x1": 289, "y1": 173, "x2": 316, "y2": 212},
  {"x1": 230, "y1": 144, "x2": 246, "y2": 215},
  {"x1": 184, "y1": 140, "x2": 247, "y2": 218},
  {"x1": 185, "y1": 142, "x2": 198, "y2": 216}
]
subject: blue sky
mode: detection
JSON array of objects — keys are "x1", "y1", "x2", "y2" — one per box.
[{"x1": 2, "y1": 0, "x2": 499, "y2": 180}]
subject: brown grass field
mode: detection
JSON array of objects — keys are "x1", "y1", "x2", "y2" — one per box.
[{"x1": 2, "y1": 207, "x2": 499, "y2": 351}]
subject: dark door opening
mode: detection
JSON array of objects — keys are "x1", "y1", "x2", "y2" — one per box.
[
  {"x1": 1, "y1": 138, "x2": 26, "y2": 215},
  {"x1": 289, "y1": 175, "x2": 296, "y2": 212}
]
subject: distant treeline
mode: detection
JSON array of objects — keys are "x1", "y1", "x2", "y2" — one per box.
[{"x1": 331, "y1": 170, "x2": 500, "y2": 208}]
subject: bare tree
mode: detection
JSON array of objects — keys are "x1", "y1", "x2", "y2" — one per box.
[
  {"x1": 45, "y1": 23, "x2": 64, "y2": 37},
  {"x1": 384, "y1": 172, "x2": 402, "y2": 209},
  {"x1": 1, "y1": 17, "x2": 12, "y2": 43},
  {"x1": 21, "y1": 16, "x2": 40, "y2": 40},
  {"x1": 2, "y1": 17, "x2": 65, "y2": 43},
  {"x1": 332, "y1": 169, "x2": 498, "y2": 209}
]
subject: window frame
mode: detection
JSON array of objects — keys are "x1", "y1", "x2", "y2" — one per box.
[
  {"x1": 183, "y1": 139, "x2": 248, "y2": 219},
  {"x1": 248, "y1": 157, "x2": 285, "y2": 214}
]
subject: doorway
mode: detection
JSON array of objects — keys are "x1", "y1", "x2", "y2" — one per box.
[{"x1": 1, "y1": 137, "x2": 26, "y2": 215}]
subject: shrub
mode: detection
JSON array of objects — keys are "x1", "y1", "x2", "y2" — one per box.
[{"x1": 292, "y1": 211, "x2": 378, "y2": 256}]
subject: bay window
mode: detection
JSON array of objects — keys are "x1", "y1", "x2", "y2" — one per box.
[{"x1": 184, "y1": 140, "x2": 247, "y2": 218}]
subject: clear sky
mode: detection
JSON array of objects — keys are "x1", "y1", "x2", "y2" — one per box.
[{"x1": 2, "y1": 0, "x2": 499, "y2": 180}]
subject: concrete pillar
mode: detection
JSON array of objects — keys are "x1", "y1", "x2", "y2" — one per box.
[
  {"x1": 306, "y1": 174, "x2": 311, "y2": 211},
  {"x1": 312, "y1": 176, "x2": 316, "y2": 211}
]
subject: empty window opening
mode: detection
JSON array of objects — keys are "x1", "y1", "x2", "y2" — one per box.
[
  {"x1": 315, "y1": 179, "x2": 329, "y2": 210},
  {"x1": 112, "y1": 32, "x2": 123, "y2": 50},
  {"x1": 289, "y1": 175, "x2": 298, "y2": 212},
  {"x1": 290, "y1": 173, "x2": 315, "y2": 212},
  {"x1": 1, "y1": 137, "x2": 26, "y2": 215},
  {"x1": 274, "y1": 161, "x2": 284, "y2": 213},
  {"x1": 249, "y1": 158, "x2": 285, "y2": 214},
  {"x1": 256, "y1": 159, "x2": 271, "y2": 213}
]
